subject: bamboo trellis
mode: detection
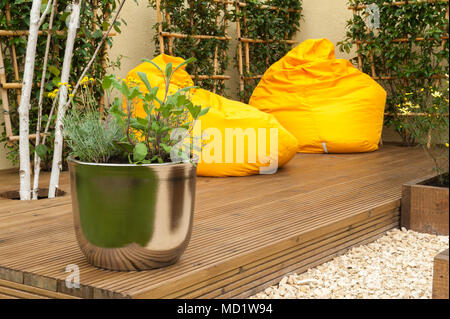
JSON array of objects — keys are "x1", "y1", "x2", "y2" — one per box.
[
  {"x1": 155, "y1": 0, "x2": 231, "y2": 94},
  {"x1": 235, "y1": 0, "x2": 302, "y2": 101},
  {"x1": 349, "y1": 0, "x2": 449, "y2": 117},
  {"x1": 0, "y1": 4, "x2": 116, "y2": 144}
]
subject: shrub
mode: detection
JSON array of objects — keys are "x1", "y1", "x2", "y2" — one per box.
[{"x1": 338, "y1": 0, "x2": 449, "y2": 145}]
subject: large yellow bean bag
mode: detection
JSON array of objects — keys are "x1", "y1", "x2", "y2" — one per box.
[
  {"x1": 126, "y1": 54, "x2": 298, "y2": 176},
  {"x1": 249, "y1": 38, "x2": 386, "y2": 154}
]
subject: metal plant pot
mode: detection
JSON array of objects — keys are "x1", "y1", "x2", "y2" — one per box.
[{"x1": 68, "y1": 158, "x2": 197, "y2": 271}]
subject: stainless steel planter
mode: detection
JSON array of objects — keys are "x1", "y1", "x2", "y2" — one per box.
[{"x1": 68, "y1": 158, "x2": 197, "y2": 271}]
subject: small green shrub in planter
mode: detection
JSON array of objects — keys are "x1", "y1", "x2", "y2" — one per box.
[
  {"x1": 401, "y1": 75, "x2": 449, "y2": 185},
  {"x1": 64, "y1": 58, "x2": 209, "y2": 271},
  {"x1": 400, "y1": 76, "x2": 449, "y2": 235}
]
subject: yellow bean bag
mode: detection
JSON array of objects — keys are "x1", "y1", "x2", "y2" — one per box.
[
  {"x1": 249, "y1": 38, "x2": 387, "y2": 154},
  {"x1": 126, "y1": 54, "x2": 298, "y2": 176}
]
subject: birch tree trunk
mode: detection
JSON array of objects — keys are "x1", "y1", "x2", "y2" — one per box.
[
  {"x1": 48, "y1": 0, "x2": 81, "y2": 199},
  {"x1": 32, "y1": 0, "x2": 57, "y2": 200},
  {"x1": 18, "y1": 0, "x2": 42, "y2": 200}
]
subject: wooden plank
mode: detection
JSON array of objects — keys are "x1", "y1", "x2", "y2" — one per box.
[
  {"x1": 0, "y1": 292, "x2": 17, "y2": 299},
  {"x1": 163, "y1": 211, "x2": 399, "y2": 298},
  {"x1": 0, "y1": 285, "x2": 49, "y2": 299},
  {"x1": 233, "y1": 228, "x2": 394, "y2": 299},
  {"x1": 349, "y1": 0, "x2": 449, "y2": 10},
  {"x1": 0, "y1": 42, "x2": 13, "y2": 140},
  {"x1": 0, "y1": 279, "x2": 79, "y2": 299},
  {"x1": 402, "y1": 176, "x2": 449, "y2": 235},
  {"x1": 130, "y1": 199, "x2": 403, "y2": 298},
  {"x1": 0, "y1": 159, "x2": 428, "y2": 298},
  {"x1": 0, "y1": 144, "x2": 434, "y2": 299},
  {"x1": 433, "y1": 249, "x2": 449, "y2": 299},
  {"x1": 0, "y1": 30, "x2": 117, "y2": 37},
  {"x1": 210, "y1": 222, "x2": 398, "y2": 299}
]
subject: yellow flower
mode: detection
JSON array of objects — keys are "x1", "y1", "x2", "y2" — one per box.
[
  {"x1": 47, "y1": 92, "x2": 57, "y2": 99},
  {"x1": 57, "y1": 82, "x2": 63, "y2": 87},
  {"x1": 89, "y1": 77, "x2": 94, "y2": 82},
  {"x1": 420, "y1": 88, "x2": 424, "y2": 92},
  {"x1": 69, "y1": 94, "x2": 74, "y2": 98},
  {"x1": 446, "y1": 143, "x2": 449, "y2": 148},
  {"x1": 80, "y1": 76, "x2": 89, "y2": 85},
  {"x1": 432, "y1": 91, "x2": 442, "y2": 98}
]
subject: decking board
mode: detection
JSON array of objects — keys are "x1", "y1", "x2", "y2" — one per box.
[{"x1": 0, "y1": 144, "x2": 432, "y2": 298}]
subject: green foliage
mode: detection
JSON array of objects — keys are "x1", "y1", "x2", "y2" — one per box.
[
  {"x1": 232, "y1": 0, "x2": 303, "y2": 102},
  {"x1": 0, "y1": 0, "x2": 124, "y2": 168},
  {"x1": 149, "y1": 0, "x2": 303, "y2": 101},
  {"x1": 63, "y1": 107, "x2": 122, "y2": 164},
  {"x1": 338, "y1": 0, "x2": 449, "y2": 145},
  {"x1": 102, "y1": 57, "x2": 209, "y2": 164},
  {"x1": 149, "y1": 0, "x2": 231, "y2": 95},
  {"x1": 402, "y1": 77, "x2": 449, "y2": 179}
]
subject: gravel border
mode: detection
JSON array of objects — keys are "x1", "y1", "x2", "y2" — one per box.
[{"x1": 251, "y1": 228, "x2": 449, "y2": 299}]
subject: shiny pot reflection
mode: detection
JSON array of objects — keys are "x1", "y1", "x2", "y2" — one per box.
[{"x1": 68, "y1": 158, "x2": 196, "y2": 271}]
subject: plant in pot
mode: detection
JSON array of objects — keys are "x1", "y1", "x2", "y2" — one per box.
[
  {"x1": 64, "y1": 58, "x2": 209, "y2": 271},
  {"x1": 400, "y1": 76, "x2": 449, "y2": 235}
]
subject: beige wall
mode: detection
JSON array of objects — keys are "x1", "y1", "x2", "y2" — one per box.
[
  {"x1": 0, "y1": 117, "x2": 13, "y2": 170},
  {"x1": 0, "y1": 0, "x2": 399, "y2": 170},
  {"x1": 108, "y1": 0, "x2": 354, "y2": 97}
]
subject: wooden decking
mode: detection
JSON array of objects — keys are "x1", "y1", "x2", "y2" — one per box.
[{"x1": 0, "y1": 144, "x2": 432, "y2": 299}]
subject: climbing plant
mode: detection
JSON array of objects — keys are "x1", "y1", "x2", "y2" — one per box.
[
  {"x1": 233, "y1": 0, "x2": 303, "y2": 102},
  {"x1": 0, "y1": 0, "x2": 124, "y2": 168},
  {"x1": 149, "y1": 0, "x2": 231, "y2": 95},
  {"x1": 150, "y1": 0, "x2": 303, "y2": 101},
  {"x1": 338, "y1": 0, "x2": 449, "y2": 145}
]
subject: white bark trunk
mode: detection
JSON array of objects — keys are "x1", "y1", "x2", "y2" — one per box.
[
  {"x1": 32, "y1": 0, "x2": 57, "y2": 200},
  {"x1": 18, "y1": 0, "x2": 42, "y2": 200},
  {"x1": 48, "y1": 1, "x2": 81, "y2": 198}
]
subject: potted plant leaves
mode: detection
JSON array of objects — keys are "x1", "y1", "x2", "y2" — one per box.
[
  {"x1": 400, "y1": 76, "x2": 449, "y2": 235},
  {"x1": 64, "y1": 58, "x2": 209, "y2": 271}
]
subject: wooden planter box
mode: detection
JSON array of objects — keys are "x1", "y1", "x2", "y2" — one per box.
[
  {"x1": 433, "y1": 249, "x2": 449, "y2": 299},
  {"x1": 401, "y1": 175, "x2": 449, "y2": 236}
]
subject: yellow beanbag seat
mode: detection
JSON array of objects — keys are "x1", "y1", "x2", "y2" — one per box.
[
  {"x1": 126, "y1": 54, "x2": 298, "y2": 177},
  {"x1": 249, "y1": 38, "x2": 387, "y2": 154}
]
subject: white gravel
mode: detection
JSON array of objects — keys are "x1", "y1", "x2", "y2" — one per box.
[{"x1": 251, "y1": 228, "x2": 449, "y2": 299}]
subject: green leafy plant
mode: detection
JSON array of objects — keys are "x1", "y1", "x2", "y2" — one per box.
[
  {"x1": 63, "y1": 109, "x2": 122, "y2": 164},
  {"x1": 338, "y1": 0, "x2": 449, "y2": 145},
  {"x1": 401, "y1": 75, "x2": 449, "y2": 185},
  {"x1": 63, "y1": 76, "x2": 122, "y2": 163},
  {"x1": 66, "y1": 57, "x2": 209, "y2": 164},
  {"x1": 0, "y1": 0, "x2": 125, "y2": 168},
  {"x1": 149, "y1": 0, "x2": 303, "y2": 100},
  {"x1": 232, "y1": 0, "x2": 303, "y2": 102},
  {"x1": 149, "y1": 0, "x2": 231, "y2": 95}
]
